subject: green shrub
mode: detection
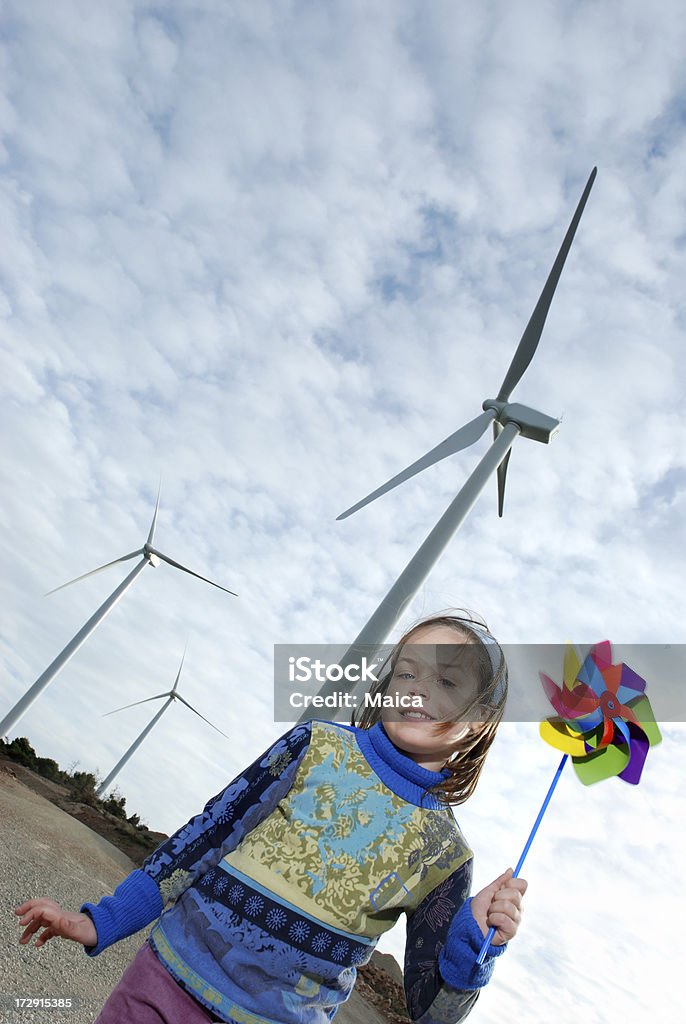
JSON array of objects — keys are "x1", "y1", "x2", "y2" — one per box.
[
  {"x1": 67, "y1": 770, "x2": 99, "y2": 805},
  {"x1": 2, "y1": 736, "x2": 38, "y2": 768},
  {"x1": 35, "y1": 757, "x2": 63, "y2": 782},
  {"x1": 103, "y1": 793, "x2": 128, "y2": 820}
]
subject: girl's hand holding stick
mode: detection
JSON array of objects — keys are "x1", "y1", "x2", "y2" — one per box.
[{"x1": 471, "y1": 868, "x2": 527, "y2": 946}]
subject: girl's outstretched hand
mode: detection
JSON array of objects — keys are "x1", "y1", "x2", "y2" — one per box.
[
  {"x1": 14, "y1": 899, "x2": 97, "y2": 950},
  {"x1": 470, "y1": 868, "x2": 527, "y2": 946}
]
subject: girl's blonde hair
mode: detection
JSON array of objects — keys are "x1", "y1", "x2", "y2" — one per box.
[{"x1": 353, "y1": 610, "x2": 508, "y2": 806}]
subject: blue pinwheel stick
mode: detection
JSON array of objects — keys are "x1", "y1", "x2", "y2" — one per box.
[
  {"x1": 476, "y1": 644, "x2": 661, "y2": 966},
  {"x1": 476, "y1": 753, "x2": 568, "y2": 965}
]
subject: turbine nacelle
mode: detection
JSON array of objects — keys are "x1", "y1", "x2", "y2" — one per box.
[
  {"x1": 96, "y1": 648, "x2": 227, "y2": 797},
  {"x1": 144, "y1": 548, "x2": 162, "y2": 567},
  {"x1": 47, "y1": 492, "x2": 237, "y2": 597},
  {"x1": 337, "y1": 167, "x2": 596, "y2": 523},
  {"x1": 482, "y1": 400, "x2": 560, "y2": 444},
  {"x1": 102, "y1": 648, "x2": 228, "y2": 739}
]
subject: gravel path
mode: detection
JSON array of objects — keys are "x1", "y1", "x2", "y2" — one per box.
[
  {"x1": 1, "y1": 770, "x2": 153, "y2": 1024},
  {"x1": 0, "y1": 771, "x2": 385, "y2": 1024}
]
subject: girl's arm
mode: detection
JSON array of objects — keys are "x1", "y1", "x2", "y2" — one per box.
[
  {"x1": 404, "y1": 859, "x2": 509, "y2": 1024},
  {"x1": 78, "y1": 722, "x2": 313, "y2": 955}
]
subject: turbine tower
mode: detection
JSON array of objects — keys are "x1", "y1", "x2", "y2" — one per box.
[
  {"x1": 96, "y1": 650, "x2": 227, "y2": 796},
  {"x1": 298, "y1": 167, "x2": 597, "y2": 719},
  {"x1": 0, "y1": 492, "x2": 237, "y2": 738}
]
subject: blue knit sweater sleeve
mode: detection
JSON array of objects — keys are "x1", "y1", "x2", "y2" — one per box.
[
  {"x1": 80, "y1": 722, "x2": 312, "y2": 956},
  {"x1": 404, "y1": 858, "x2": 506, "y2": 1023}
]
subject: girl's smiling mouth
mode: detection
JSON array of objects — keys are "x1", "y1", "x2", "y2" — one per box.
[{"x1": 400, "y1": 709, "x2": 435, "y2": 721}]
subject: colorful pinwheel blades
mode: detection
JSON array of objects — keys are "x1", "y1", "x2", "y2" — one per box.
[{"x1": 540, "y1": 642, "x2": 662, "y2": 785}]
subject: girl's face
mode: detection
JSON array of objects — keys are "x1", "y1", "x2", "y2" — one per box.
[{"x1": 381, "y1": 623, "x2": 486, "y2": 772}]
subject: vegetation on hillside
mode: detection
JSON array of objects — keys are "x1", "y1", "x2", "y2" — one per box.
[
  {"x1": 0, "y1": 736, "x2": 164, "y2": 861},
  {"x1": 0, "y1": 736, "x2": 138, "y2": 821}
]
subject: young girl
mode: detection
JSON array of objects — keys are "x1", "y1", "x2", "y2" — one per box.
[{"x1": 15, "y1": 612, "x2": 527, "y2": 1024}]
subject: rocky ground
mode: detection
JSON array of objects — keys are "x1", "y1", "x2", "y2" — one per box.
[{"x1": 1, "y1": 757, "x2": 410, "y2": 1024}]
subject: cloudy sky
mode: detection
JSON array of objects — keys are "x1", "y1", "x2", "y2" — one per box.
[{"x1": 1, "y1": 1, "x2": 684, "y2": 1021}]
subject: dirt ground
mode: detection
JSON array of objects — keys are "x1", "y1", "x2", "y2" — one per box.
[{"x1": 1, "y1": 763, "x2": 405, "y2": 1024}]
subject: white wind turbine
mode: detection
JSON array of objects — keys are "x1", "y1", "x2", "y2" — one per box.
[
  {"x1": 298, "y1": 167, "x2": 597, "y2": 718},
  {"x1": 0, "y1": 492, "x2": 237, "y2": 738},
  {"x1": 96, "y1": 649, "x2": 227, "y2": 797}
]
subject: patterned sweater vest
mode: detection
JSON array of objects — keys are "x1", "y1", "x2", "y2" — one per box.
[{"x1": 147, "y1": 721, "x2": 472, "y2": 1023}]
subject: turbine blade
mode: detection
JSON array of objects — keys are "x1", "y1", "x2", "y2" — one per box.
[
  {"x1": 497, "y1": 167, "x2": 597, "y2": 402},
  {"x1": 497, "y1": 450, "x2": 512, "y2": 518},
  {"x1": 102, "y1": 692, "x2": 171, "y2": 716},
  {"x1": 46, "y1": 550, "x2": 144, "y2": 595},
  {"x1": 337, "y1": 409, "x2": 496, "y2": 521},
  {"x1": 173, "y1": 693, "x2": 229, "y2": 738},
  {"x1": 148, "y1": 550, "x2": 238, "y2": 596},
  {"x1": 171, "y1": 646, "x2": 187, "y2": 694},
  {"x1": 147, "y1": 482, "x2": 162, "y2": 546},
  {"x1": 490, "y1": 420, "x2": 512, "y2": 517}
]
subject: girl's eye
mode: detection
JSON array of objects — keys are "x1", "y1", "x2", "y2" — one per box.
[
  {"x1": 439, "y1": 677, "x2": 457, "y2": 689},
  {"x1": 396, "y1": 672, "x2": 415, "y2": 680}
]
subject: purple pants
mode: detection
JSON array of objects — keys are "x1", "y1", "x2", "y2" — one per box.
[{"x1": 94, "y1": 940, "x2": 220, "y2": 1023}]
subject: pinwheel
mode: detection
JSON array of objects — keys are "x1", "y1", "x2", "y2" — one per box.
[
  {"x1": 539, "y1": 641, "x2": 661, "y2": 785},
  {"x1": 476, "y1": 642, "x2": 661, "y2": 963}
]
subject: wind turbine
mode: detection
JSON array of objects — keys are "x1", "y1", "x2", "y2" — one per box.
[
  {"x1": 0, "y1": 492, "x2": 237, "y2": 738},
  {"x1": 96, "y1": 649, "x2": 227, "y2": 797},
  {"x1": 297, "y1": 167, "x2": 597, "y2": 719}
]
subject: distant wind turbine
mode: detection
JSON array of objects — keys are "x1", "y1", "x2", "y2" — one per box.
[
  {"x1": 0, "y1": 492, "x2": 237, "y2": 738},
  {"x1": 96, "y1": 649, "x2": 227, "y2": 796},
  {"x1": 298, "y1": 167, "x2": 597, "y2": 720}
]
